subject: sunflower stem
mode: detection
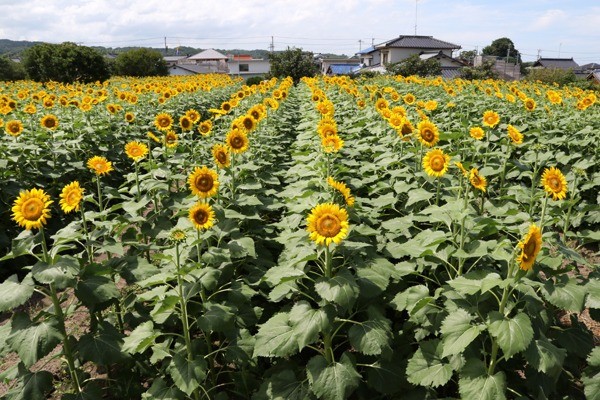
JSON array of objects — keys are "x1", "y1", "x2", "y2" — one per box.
[
  {"x1": 499, "y1": 143, "x2": 511, "y2": 196},
  {"x1": 488, "y1": 257, "x2": 516, "y2": 375},
  {"x1": 539, "y1": 195, "x2": 549, "y2": 233},
  {"x1": 95, "y1": 175, "x2": 104, "y2": 214},
  {"x1": 324, "y1": 245, "x2": 333, "y2": 279},
  {"x1": 435, "y1": 178, "x2": 441, "y2": 206},
  {"x1": 563, "y1": 175, "x2": 578, "y2": 239},
  {"x1": 80, "y1": 204, "x2": 93, "y2": 263},
  {"x1": 134, "y1": 160, "x2": 141, "y2": 202},
  {"x1": 528, "y1": 152, "x2": 540, "y2": 215}
]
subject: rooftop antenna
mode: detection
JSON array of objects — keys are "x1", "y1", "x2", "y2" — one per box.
[{"x1": 414, "y1": 0, "x2": 419, "y2": 35}]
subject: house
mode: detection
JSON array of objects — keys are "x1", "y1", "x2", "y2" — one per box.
[
  {"x1": 587, "y1": 71, "x2": 600, "y2": 86},
  {"x1": 474, "y1": 55, "x2": 521, "y2": 80},
  {"x1": 227, "y1": 54, "x2": 270, "y2": 80},
  {"x1": 185, "y1": 49, "x2": 229, "y2": 73},
  {"x1": 357, "y1": 35, "x2": 461, "y2": 68},
  {"x1": 580, "y1": 63, "x2": 600, "y2": 73},
  {"x1": 316, "y1": 56, "x2": 361, "y2": 75},
  {"x1": 164, "y1": 55, "x2": 187, "y2": 67},
  {"x1": 532, "y1": 57, "x2": 579, "y2": 70}
]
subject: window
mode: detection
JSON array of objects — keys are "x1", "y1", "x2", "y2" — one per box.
[{"x1": 239, "y1": 63, "x2": 249, "y2": 72}]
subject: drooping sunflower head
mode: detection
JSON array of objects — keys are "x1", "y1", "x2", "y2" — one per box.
[
  {"x1": 5, "y1": 119, "x2": 23, "y2": 137},
  {"x1": 212, "y1": 143, "x2": 230, "y2": 169},
  {"x1": 517, "y1": 224, "x2": 542, "y2": 271},
  {"x1": 125, "y1": 141, "x2": 149, "y2": 162},
  {"x1": 541, "y1": 167, "x2": 568, "y2": 201},
  {"x1": 507, "y1": 124, "x2": 523, "y2": 145},
  {"x1": 154, "y1": 112, "x2": 173, "y2": 131},
  {"x1": 469, "y1": 126, "x2": 485, "y2": 140},
  {"x1": 454, "y1": 161, "x2": 468, "y2": 177},
  {"x1": 226, "y1": 129, "x2": 249, "y2": 154},
  {"x1": 306, "y1": 202, "x2": 349, "y2": 246},
  {"x1": 41, "y1": 114, "x2": 59, "y2": 130},
  {"x1": 189, "y1": 202, "x2": 216, "y2": 230},
  {"x1": 59, "y1": 181, "x2": 84, "y2": 213},
  {"x1": 422, "y1": 148, "x2": 450, "y2": 178},
  {"x1": 12, "y1": 188, "x2": 53, "y2": 230},
  {"x1": 416, "y1": 120, "x2": 440, "y2": 147},
  {"x1": 469, "y1": 168, "x2": 487, "y2": 192},
  {"x1": 327, "y1": 176, "x2": 355, "y2": 207},
  {"x1": 188, "y1": 166, "x2": 219, "y2": 198},
  {"x1": 87, "y1": 155, "x2": 113, "y2": 176},
  {"x1": 482, "y1": 110, "x2": 500, "y2": 128}
]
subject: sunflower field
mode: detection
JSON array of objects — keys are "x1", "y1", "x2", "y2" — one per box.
[{"x1": 0, "y1": 73, "x2": 599, "y2": 400}]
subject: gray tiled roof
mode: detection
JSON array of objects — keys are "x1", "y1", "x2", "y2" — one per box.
[
  {"x1": 441, "y1": 67, "x2": 462, "y2": 79},
  {"x1": 532, "y1": 58, "x2": 579, "y2": 69},
  {"x1": 380, "y1": 35, "x2": 461, "y2": 50}
]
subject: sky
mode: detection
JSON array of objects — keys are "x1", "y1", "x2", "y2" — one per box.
[{"x1": 1, "y1": 0, "x2": 599, "y2": 63}]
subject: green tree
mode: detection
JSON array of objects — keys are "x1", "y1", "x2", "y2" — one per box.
[
  {"x1": 460, "y1": 60, "x2": 499, "y2": 80},
  {"x1": 387, "y1": 54, "x2": 441, "y2": 77},
  {"x1": 113, "y1": 48, "x2": 169, "y2": 77},
  {"x1": 268, "y1": 47, "x2": 319, "y2": 84},
  {"x1": 458, "y1": 50, "x2": 477, "y2": 66},
  {"x1": 0, "y1": 55, "x2": 26, "y2": 81},
  {"x1": 482, "y1": 38, "x2": 521, "y2": 64},
  {"x1": 22, "y1": 42, "x2": 110, "y2": 83}
]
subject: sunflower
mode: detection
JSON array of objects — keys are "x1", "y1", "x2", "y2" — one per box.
[
  {"x1": 198, "y1": 120, "x2": 212, "y2": 136},
  {"x1": 5, "y1": 119, "x2": 23, "y2": 137},
  {"x1": 179, "y1": 115, "x2": 193, "y2": 131},
  {"x1": 375, "y1": 98, "x2": 389, "y2": 112},
  {"x1": 321, "y1": 134, "x2": 343, "y2": 153},
  {"x1": 125, "y1": 112, "x2": 135, "y2": 123},
  {"x1": 517, "y1": 224, "x2": 542, "y2": 271},
  {"x1": 189, "y1": 202, "x2": 215, "y2": 230},
  {"x1": 507, "y1": 124, "x2": 523, "y2": 145},
  {"x1": 185, "y1": 109, "x2": 200, "y2": 123},
  {"x1": 482, "y1": 110, "x2": 500, "y2": 128},
  {"x1": 318, "y1": 121, "x2": 338, "y2": 138},
  {"x1": 226, "y1": 129, "x2": 249, "y2": 154},
  {"x1": 327, "y1": 176, "x2": 355, "y2": 207},
  {"x1": 469, "y1": 126, "x2": 484, "y2": 140},
  {"x1": 403, "y1": 93, "x2": 416, "y2": 105},
  {"x1": 400, "y1": 119, "x2": 414, "y2": 137},
  {"x1": 422, "y1": 148, "x2": 450, "y2": 178},
  {"x1": 39, "y1": 114, "x2": 59, "y2": 130},
  {"x1": 454, "y1": 161, "x2": 468, "y2": 177},
  {"x1": 541, "y1": 167, "x2": 568, "y2": 200},
  {"x1": 106, "y1": 103, "x2": 118, "y2": 114},
  {"x1": 154, "y1": 112, "x2": 173, "y2": 131},
  {"x1": 59, "y1": 181, "x2": 84, "y2": 213},
  {"x1": 188, "y1": 166, "x2": 219, "y2": 198},
  {"x1": 524, "y1": 98, "x2": 536, "y2": 112},
  {"x1": 12, "y1": 188, "x2": 53, "y2": 230},
  {"x1": 147, "y1": 131, "x2": 161, "y2": 143},
  {"x1": 249, "y1": 105, "x2": 266, "y2": 121},
  {"x1": 125, "y1": 141, "x2": 149, "y2": 161},
  {"x1": 241, "y1": 115, "x2": 257, "y2": 133},
  {"x1": 164, "y1": 131, "x2": 178, "y2": 148},
  {"x1": 24, "y1": 104, "x2": 37, "y2": 114},
  {"x1": 306, "y1": 203, "x2": 349, "y2": 246},
  {"x1": 469, "y1": 168, "x2": 487, "y2": 192},
  {"x1": 416, "y1": 120, "x2": 440, "y2": 147},
  {"x1": 220, "y1": 101, "x2": 232, "y2": 113},
  {"x1": 212, "y1": 143, "x2": 231, "y2": 168},
  {"x1": 87, "y1": 156, "x2": 113, "y2": 176}
]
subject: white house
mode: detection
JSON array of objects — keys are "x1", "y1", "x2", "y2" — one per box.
[{"x1": 227, "y1": 55, "x2": 270, "y2": 79}]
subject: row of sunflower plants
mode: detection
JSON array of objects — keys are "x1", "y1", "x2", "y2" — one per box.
[{"x1": 0, "y1": 73, "x2": 598, "y2": 399}]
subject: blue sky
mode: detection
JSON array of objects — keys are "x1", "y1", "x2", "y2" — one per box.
[{"x1": 1, "y1": 0, "x2": 598, "y2": 63}]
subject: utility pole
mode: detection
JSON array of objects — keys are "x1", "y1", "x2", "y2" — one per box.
[
  {"x1": 537, "y1": 49, "x2": 541, "y2": 60},
  {"x1": 504, "y1": 44, "x2": 511, "y2": 76},
  {"x1": 269, "y1": 36, "x2": 274, "y2": 52},
  {"x1": 414, "y1": 0, "x2": 419, "y2": 35},
  {"x1": 558, "y1": 42, "x2": 562, "y2": 58},
  {"x1": 164, "y1": 36, "x2": 168, "y2": 55},
  {"x1": 371, "y1": 38, "x2": 375, "y2": 47},
  {"x1": 358, "y1": 39, "x2": 362, "y2": 51}
]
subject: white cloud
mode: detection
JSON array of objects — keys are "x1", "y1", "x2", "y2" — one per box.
[{"x1": 530, "y1": 9, "x2": 566, "y2": 30}]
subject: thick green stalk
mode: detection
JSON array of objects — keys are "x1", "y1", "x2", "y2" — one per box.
[
  {"x1": 488, "y1": 258, "x2": 516, "y2": 375},
  {"x1": 95, "y1": 175, "x2": 104, "y2": 213}
]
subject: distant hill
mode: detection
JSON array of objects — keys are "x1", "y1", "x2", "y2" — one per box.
[{"x1": 1, "y1": 39, "x2": 347, "y2": 59}]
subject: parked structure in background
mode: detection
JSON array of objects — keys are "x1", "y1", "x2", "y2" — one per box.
[
  {"x1": 474, "y1": 54, "x2": 521, "y2": 80},
  {"x1": 314, "y1": 55, "x2": 361, "y2": 76},
  {"x1": 227, "y1": 54, "x2": 270, "y2": 79},
  {"x1": 531, "y1": 57, "x2": 588, "y2": 79}
]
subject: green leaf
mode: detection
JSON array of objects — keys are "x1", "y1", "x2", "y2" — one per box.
[
  {"x1": 6, "y1": 313, "x2": 62, "y2": 368},
  {"x1": 227, "y1": 236, "x2": 256, "y2": 258},
  {"x1": 254, "y1": 312, "x2": 299, "y2": 358},
  {"x1": 142, "y1": 377, "x2": 185, "y2": 400},
  {"x1": 440, "y1": 309, "x2": 484, "y2": 358},
  {"x1": 75, "y1": 275, "x2": 119, "y2": 310},
  {"x1": 263, "y1": 265, "x2": 306, "y2": 286},
  {"x1": 540, "y1": 276, "x2": 586, "y2": 312},
  {"x1": 347, "y1": 313, "x2": 391, "y2": 356},
  {"x1": 366, "y1": 359, "x2": 405, "y2": 395},
  {"x1": 406, "y1": 188, "x2": 433, "y2": 207},
  {"x1": 355, "y1": 257, "x2": 393, "y2": 298},
  {"x1": 390, "y1": 285, "x2": 430, "y2": 313},
  {"x1": 3, "y1": 366, "x2": 54, "y2": 400},
  {"x1": 586, "y1": 279, "x2": 600, "y2": 309},
  {"x1": 78, "y1": 322, "x2": 127, "y2": 365},
  {"x1": 487, "y1": 312, "x2": 533, "y2": 360},
  {"x1": 314, "y1": 270, "x2": 359, "y2": 310},
  {"x1": 167, "y1": 352, "x2": 207, "y2": 396},
  {"x1": 198, "y1": 303, "x2": 236, "y2": 332},
  {"x1": 447, "y1": 271, "x2": 503, "y2": 296},
  {"x1": 255, "y1": 369, "x2": 312, "y2": 400},
  {"x1": 289, "y1": 301, "x2": 333, "y2": 350},
  {"x1": 523, "y1": 337, "x2": 566, "y2": 377},
  {"x1": 307, "y1": 353, "x2": 361, "y2": 400},
  {"x1": 31, "y1": 255, "x2": 79, "y2": 289},
  {"x1": 0, "y1": 273, "x2": 35, "y2": 313},
  {"x1": 122, "y1": 321, "x2": 160, "y2": 354},
  {"x1": 582, "y1": 370, "x2": 600, "y2": 400},
  {"x1": 459, "y1": 359, "x2": 506, "y2": 400},
  {"x1": 406, "y1": 339, "x2": 456, "y2": 388}
]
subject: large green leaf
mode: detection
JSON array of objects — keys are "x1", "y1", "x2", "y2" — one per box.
[
  {"x1": 167, "y1": 352, "x2": 207, "y2": 396},
  {"x1": 306, "y1": 353, "x2": 361, "y2": 400},
  {"x1": 122, "y1": 320, "x2": 160, "y2": 354},
  {"x1": 78, "y1": 322, "x2": 127, "y2": 365},
  {"x1": 583, "y1": 347, "x2": 600, "y2": 400},
  {"x1": 390, "y1": 285, "x2": 430, "y2": 314},
  {"x1": 406, "y1": 339, "x2": 457, "y2": 388},
  {"x1": 263, "y1": 265, "x2": 306, "y2": 286},
  {"x1": 6, "y1": 313, "x2": 62, "y2": 368},
  {"x1": 142, "y1": 377, "x2": 185, "y2": 400},
  {"x1": 288, "y1": 301, "x2": 333, "y2": 351},
  {"x1": 197, "y1": 302, "x2": 236, "y2": 333},
  {"x1": 227, "y1": 236, "x2": 256, "y2": 258},
  {"x1": 586, "y1": 279, "x2": 600, "y2": 309},
  {"x1": 540, "y1": 276, "x2": 586, "y2": 312},
  {"x1": 523, "y1": 337, "x2": 566, "y2": 377},
  {"x1": 440, "y1": 309, "x2": 484, "y2": 358},
  {"x1": 31, "y1": 255, "x2": 79, "y2": 289},
  {"x1": 458, "y1": 359, "x2": 506, "y2": 400},
  {"x1": 254, "y1": 369, "x2": 312, "y2": 400},
  {"x1": 355, "y1": 257, "x2": 393, "y2": 298},
  {"x1": 447, "y1": 271, "x2": 503, "y2": 296},
  {"x1": 254, "y1": 312, "x2": 299, "y2": 358},
  {"x1": 314, "y1": 270, "x2": 359, "y2": 310},
  {"x1": 3, "y1": 365, "x2": 54, "y2": 400},
  {"x1": 487, "y1": 312, "x2": 534, "y2": 360},
  {"x1": 75, "y1": 275, "x2": 120, "y2": 310},
  {"x1": 0, "y1": 273, "x2": 35, "y2": 313},
  {"x1": 347, "y1": 313, "x2": 391, "y2": 356}
]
